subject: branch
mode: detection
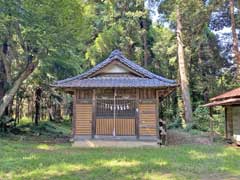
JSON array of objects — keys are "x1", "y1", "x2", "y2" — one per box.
[
  {"x1": 14, "y1": 22, "x2": 26, "y2": 51},
  {"x1": 0, "y1": 50, "x2": 12, "y2": 85},
  {"x1": 0, "y1": 60, "x2": 39, "y2": 118}
]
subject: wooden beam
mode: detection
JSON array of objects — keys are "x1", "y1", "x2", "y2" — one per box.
[{"x1": 157, "y1": 87, "x2": 176, "y2": 101}]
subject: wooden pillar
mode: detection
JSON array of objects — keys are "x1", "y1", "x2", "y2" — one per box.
[
  {"x1": 156, "y1": 90, "x2": 160, "y2": 140},
  {"x1": 209, "y1": 107, "x2": 214, "y2": 143},
  {"x1": 225, "y1": 106, "x2": 233, "y2": 140},
  {"x1": 229, "y1": 107, "x2": 233, "y2": 138},
  {"x1": 136, "y1": 88, "x2": 140, "y2": 139},
  {"x1": 92, "y1": 89, "x2": 96, "y2": 138},
  {"x1": 113, "y1": 88, "x2": 116, "y2": 136},
  {"x1": 225, "y1": 107, "x2": 228, "y2": 139},
  {"x1": 72, "y1": 89, "x2": 77, "y2": 138}
]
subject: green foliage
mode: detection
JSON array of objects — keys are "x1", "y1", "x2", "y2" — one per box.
[
  {"x1": 85, "y1": 25, "x2": 123, "y2": 65},
  {"x1": 192, "y1": 106, "x2": 211, "y2": 131},
  {"x1": 85, "y1": 0, "x2": 151, "y2": 66},
  {"x1": 151, "y1": 25, "x2": 177, "y2": 78},
  {"x1": 212, "y1": 106, "x2": 226, "y2": 135},
  {"x1": 11, "y1": 117, "x2": 71, "y2": 138},
  {"x1": 167, "y1": 116, "x2": 182, "y2": 129}
]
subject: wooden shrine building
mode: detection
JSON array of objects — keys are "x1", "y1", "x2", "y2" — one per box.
[
  {"x1": 54, "y1": 50, "x2": 177, "y2": 141},
  {"x1": 204, "y1": 87, "x2": 240, "y2": 144}
]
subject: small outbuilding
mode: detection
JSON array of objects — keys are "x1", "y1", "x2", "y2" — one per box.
[
  {"x1": 54, "y1": 50, "x2": 177, "y2": 141},
  {"x1": 204, "y1": 87, "x2": 240, "y2": 144}
]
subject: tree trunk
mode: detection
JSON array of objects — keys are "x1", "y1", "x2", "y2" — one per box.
[
  {"x1": 15, "y1": 95, "x2": 20, "y2": 123},
  {"x1": 55, "y1": 103, "x2": 62, "y2": 122},
  {"x1": 19, "y1": 97, "x2": 24, "y2": 120},
  {"x1": 0, "y1": 41, "x2": 12, "y2": 85},
  {"x1": 0, "y1": 62, "x2": 37, "y2": 118},
  {"x1": 34, "y1": 87, "x2": 42, "y2": 126},
  {"x1": 27, "y1": 96, "x2": 31, "y2": 117},
  {"x1": 51, "y1": 103, "x2": 62, "y2": 122},
  {"x1": 0, "y1": 60, "x2": 6, "y2": 102},
  {"x1": 176, "y1": 7, "x2": 193, "y2": 123},
  {"x1": 230, "y1": 0, "x2": 240, "y2": 80},
  {"x1": 0, "y1": 58, "x2": 9, "y2": 116},
  {"x1": 142, "y1": 19, "x2": 149, "y2": 68}
]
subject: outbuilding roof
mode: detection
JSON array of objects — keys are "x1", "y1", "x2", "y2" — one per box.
[
  {"x1": 210, "y1": 87, "x2": 240, "y2": 101},
  {"x1": 204, "y1": 87, "x2": 240, "y2": 107},
  {"x1": 54, "y1": 50, "x2": 177, "y2": 88}
]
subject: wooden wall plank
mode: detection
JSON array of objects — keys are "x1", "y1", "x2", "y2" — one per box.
[
  {"x1": 139, "y1": 103, "x2": 157, "y2": 136},
  {"x1": 75, "y1": 104, "x2": 92, "y2": 136},
  {"x1": 96, "y1": 118, "x2": 135, "y2": 136}
]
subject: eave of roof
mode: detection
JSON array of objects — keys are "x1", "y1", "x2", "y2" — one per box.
[
  {"x1": 53, "y1": 77, "x2": 177, "y2": 88},
  {"x1": 203, "y1": 98, "x2": 240, "y2": 107}
]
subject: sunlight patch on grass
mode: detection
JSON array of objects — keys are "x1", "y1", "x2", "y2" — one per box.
[
  {"x1": 37, "y1": 144, "x2": 51, "y2": 150},
  {"x1": 142, "y1": 172, "x2": 177, "y2": 180},
  {"x1": 101, "y1": 159, "x2": 140, "y2": 167},
  {"x1": 17, "y1": 163, "x2": 90, "y2": 179},
  {"x1": 188, "y1": 150, "x2": 208, "y2": 160},
  {"x1": 154, "y1": 160, "x2": 168, "y2": 167},
  {"x1": 215, "y1": 152, "x2": 228, "y2": 157},
  {"x1": 22, "y1": 154, "x2": 37, "y2": 160}
]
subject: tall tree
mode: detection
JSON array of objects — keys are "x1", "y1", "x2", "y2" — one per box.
[
  {"x1": 85, "y1": 0, "x2": 153, "y2": 66},
  {"x1": 230, "y1": 0, "x2": 240, "y2": 80},
  {"x1": 176, "y1": 6, "x2": 193, "y2": 123},
  {"x1": 0, "y1": 0, "x2": 92, "y2": 119},
  {"x1": 158, "y1": 0, "x2": 227, "y2": 122}
]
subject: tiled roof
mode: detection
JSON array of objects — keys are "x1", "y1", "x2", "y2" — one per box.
[
  {"x1": 54, "y1": 50, "x2": 177, "y2": 88},
  {"x1": 210, "y1": 87, "x2": 240, "y2": 101},
  {"x1": 56, "y1": 76, "x2": 177, "y2": 88},
  {"x1": 203, "y1": 87, "x2": 240, "y2": 107}
]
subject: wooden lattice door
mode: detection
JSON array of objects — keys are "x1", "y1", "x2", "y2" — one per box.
[{"x1": 95, "y1": 98, "x2": 136, "y2": 136}]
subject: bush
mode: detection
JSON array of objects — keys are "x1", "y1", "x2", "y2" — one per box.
[
  {"x1": 192, "y1": 106, "x2": 211, "y2": 131},
  {"x1": 167, "y1": 115, "x2": 182, "y2": 129}
]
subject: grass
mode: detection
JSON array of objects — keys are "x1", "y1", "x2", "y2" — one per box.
[
  {"x1": 0, "y1": 138, "x2": 240, "y2": 180},
  {"x1": 1, "y1": 118, "x2": 240, "y2": 180}
]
